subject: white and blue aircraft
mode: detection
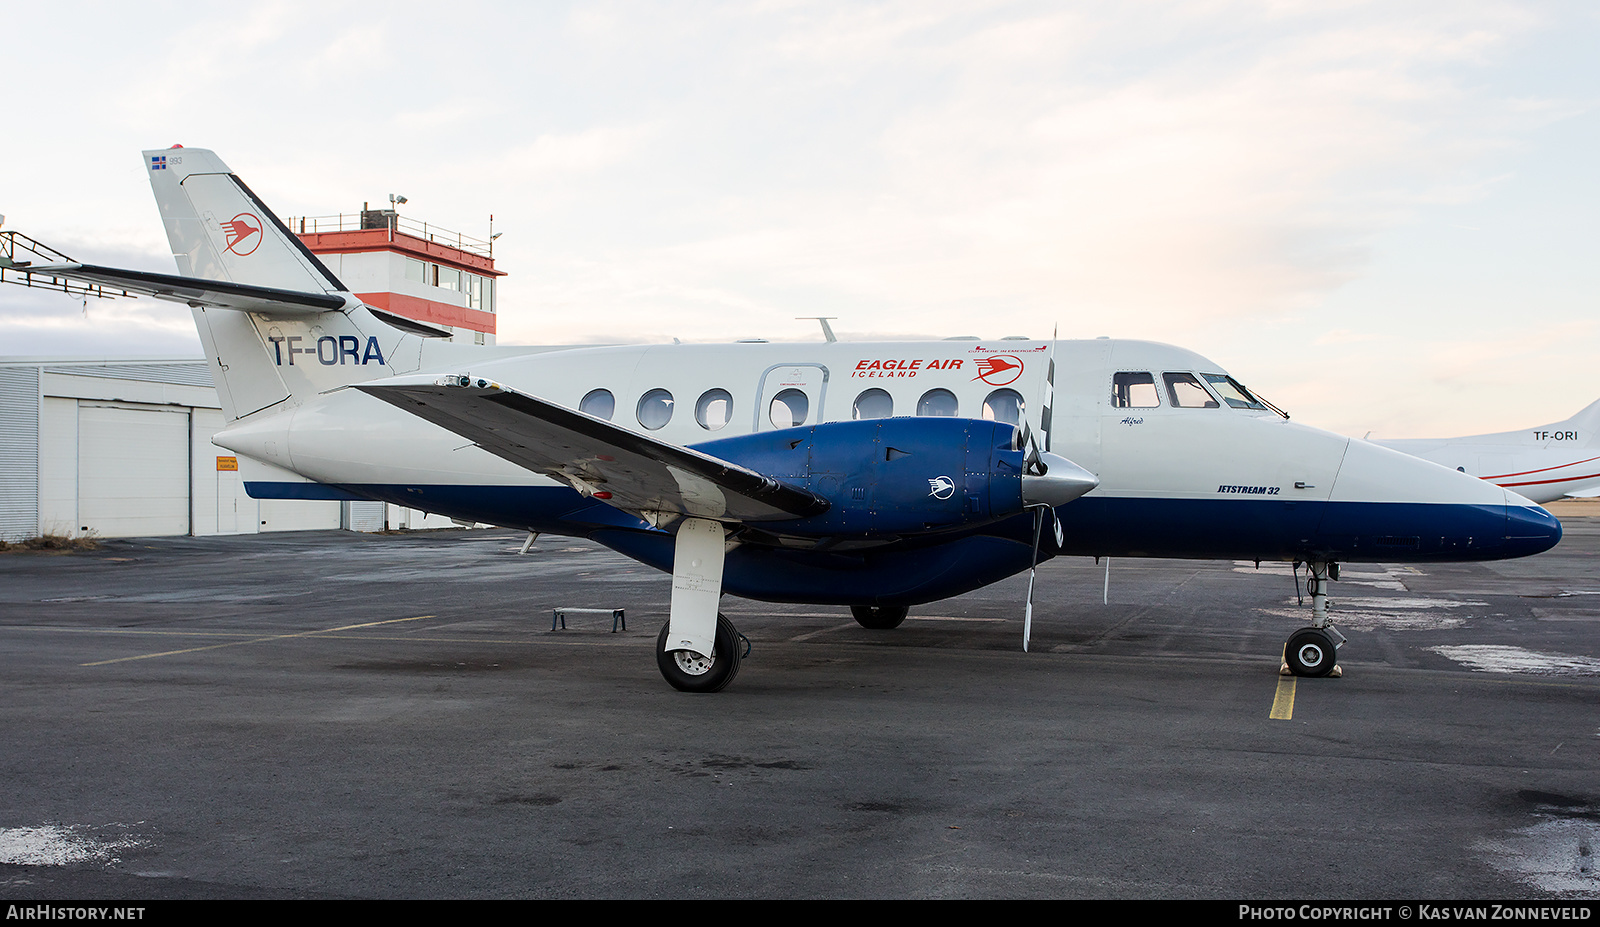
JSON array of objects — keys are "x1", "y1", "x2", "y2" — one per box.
[
  {"x1": 1374, "y1": 401, "x2": 1600, "y2": 504},
  {"x1": 13, "y1": 148, "x2": 1564, "y2": 691}
]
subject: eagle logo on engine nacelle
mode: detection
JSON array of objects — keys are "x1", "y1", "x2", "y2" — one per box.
[{"x1": 928, "y1": 476, "x2": 956, "y2": 500}]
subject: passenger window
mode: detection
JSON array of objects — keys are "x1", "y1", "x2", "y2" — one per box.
[
  {"x1": 1202, "y1": 374, "x2": 1269, "y2": 411},
  {"x1": 1164, "y1": 373, "x2": 1219, "y2": 409},
  {"x1": 637, "y1": 389, "x2": 675, "y2": 429},
  {"x1": 917, "y1": 388, "x2": 959, "y2": 417},
  {"x1": 982, "y1": 388, "x2": 1025, "y2": 425},
  {"x1": 852, "y1": 388, "x2": 893, "y2": 420},
  {"x1": 1112, "y1": 372, "x2": 1158, "y2": 408},
  {"x1": 695, "y1": 389, "x2": 733, "y2": 430},
  {"x1": 580, "y1": 388, "x2": 615, "y2": 421},
  {"x1": 769, "y1": 388, "x2": 809, "y2": 428}
]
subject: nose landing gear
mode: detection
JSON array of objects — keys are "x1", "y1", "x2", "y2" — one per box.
[{"x1": 1282, "y1": 560, "x2": 1344, "y2": 678}]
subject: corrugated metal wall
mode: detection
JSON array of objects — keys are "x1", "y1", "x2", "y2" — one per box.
[
  {"x1": 0, "y1": 367, "x2": 41, "y2": 541},
  {"x1": 342, "y1": 501, "x2": 386, "y2": 533}
]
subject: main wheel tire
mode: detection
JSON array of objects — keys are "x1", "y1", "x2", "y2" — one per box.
[
  {"x1": 656, "y1": 613, "x2": 742, "y2": 693},
  {"x1": 850, "y1": 605, "x2": 908, "y2": 630},
  {"x1": 1285, "y1": 627, "x2": 1337, "y2": 678}
]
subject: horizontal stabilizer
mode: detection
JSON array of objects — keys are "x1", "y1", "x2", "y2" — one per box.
[
  {"x1": 354, "y1": 376, "x2": 831, "y2": 524},
  {"x1": 19, "y1": 263, "x2": 347, "y2": 314},
  {"x1": 365, "y1": 306, "x2": 453, "y2": 338}
]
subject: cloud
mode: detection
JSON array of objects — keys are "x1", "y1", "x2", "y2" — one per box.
[{"x1": 2, "y1": 0, "x2": 1592, "y2": 437}]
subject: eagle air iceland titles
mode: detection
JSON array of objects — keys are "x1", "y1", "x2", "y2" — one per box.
[{"x1": 16, "y1": 148, "x2": 1563, "y2": 691}]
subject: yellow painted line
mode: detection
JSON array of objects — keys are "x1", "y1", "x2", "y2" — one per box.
[
  {"x1": 1270, "y1": 675, "x2": 1296, "y2": 720},
  {"x1": 80, "y1": 615, "x2": 434, "y2": 666}
]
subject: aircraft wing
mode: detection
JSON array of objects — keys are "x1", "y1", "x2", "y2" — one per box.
[
  {"x1": 354, "y1": 375, "x2": 831, "y2": 524},
  {"x1": 12, "y1": 263, "x2": 345, "y2": 314}
]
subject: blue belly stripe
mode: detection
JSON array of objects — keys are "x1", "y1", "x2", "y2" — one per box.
[{"x1": 242, "y1": 481, "x2": 1561, "y2": 603}]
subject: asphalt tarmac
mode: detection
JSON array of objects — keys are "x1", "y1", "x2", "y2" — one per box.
[{"x1": 2, "y1": 520, "x2": 1598, "y2": 900}]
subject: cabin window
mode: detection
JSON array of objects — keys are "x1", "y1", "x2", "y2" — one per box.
[
  {"x1": 917, "y1": 389, "x2": 959, "y2": 417},
  {"x1": 696, "y1": 389, "x2": 734, "y2": 430},
  {"x1": 1112, "y1": 372, "x2": 1159, "y2": 408},
  {"x1": 637, "y1": 389, "x2": 675, "y2": 430},
  {"x1": 852, "y1": 388, "x2": 893, "y2": 420},
  {"x1": 580, "y1": 388, "x2": 615, "y2": 421},
  {"x1": 1164, "y1": 372, "x2": 1219, "y2": 409},
  {"x1": 1202, "y1": 374, "x2": 1269, "y2": 411},
  {"x1": 982, "y1": 388, "x2": 1025, "y2": 425},
  {"x1": 769, "y1": 389, "x2": 810, "y2": 428}
]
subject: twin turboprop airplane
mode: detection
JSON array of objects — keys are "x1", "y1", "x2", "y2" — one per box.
[
  {"x1": 1374, "y1": 400, "x2": 1600, "y2": 504},
  {"x1": 12, "y1": 147, "x2": 1565, "y2": 691}
]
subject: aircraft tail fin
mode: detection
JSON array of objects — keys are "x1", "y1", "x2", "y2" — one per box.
[
  {"x1": 142, "y1": 147, "x2": 345, "y2": 294},
  {"x1": 1563, "y1": 397, "x2": 1600, "y2": 441},
  {"x1": 138, "y1": 148, "x2": 426, "y2": 423}
]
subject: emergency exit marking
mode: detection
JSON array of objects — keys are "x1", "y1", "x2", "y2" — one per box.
[{"x1": 216, "y1": 456, "x2": 238, "y2": 471}]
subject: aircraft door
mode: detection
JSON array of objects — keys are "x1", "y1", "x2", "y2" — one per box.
[{"x1": 755, "y1": 364, "x2": 830, "y2": 431}]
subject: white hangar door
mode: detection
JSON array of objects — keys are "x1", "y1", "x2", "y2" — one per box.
[{"x1": 77, "y1": 404, "x2": 191, "y2": 538}]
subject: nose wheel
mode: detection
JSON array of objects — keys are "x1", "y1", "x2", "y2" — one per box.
[
  {"x1": 1282, "y1": 560, "x2": 1344, "y2": 678},
  {"x1": 1284, "y1": 626, "x2": 1339, "y2": 677}
]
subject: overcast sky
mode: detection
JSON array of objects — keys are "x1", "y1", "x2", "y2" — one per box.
[{"x1": 2, "y1": 1, "x2": 1596, "y2": 437}]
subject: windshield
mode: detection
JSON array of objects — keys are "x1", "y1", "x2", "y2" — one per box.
[{"x1": 1202, "y1": 374, "x2": 1287, "y2": 418}]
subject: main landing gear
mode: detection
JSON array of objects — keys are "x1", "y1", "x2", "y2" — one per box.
[
  {"x1": 1282, "y1": 560, "x2": 1346, "y2": 678},
  {"x1": 850, "y1": 605, "x2": 908, "y2": 630},
  {"x1": 656, "y1": 612, "x2": 743, "y2": 693}
]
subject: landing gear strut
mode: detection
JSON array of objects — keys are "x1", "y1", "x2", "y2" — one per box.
[
  {"x1": 1283, "y1": 560, "x2": 1344, "y2": 678},
  {"x1": 657, "y1": 612, "x2": 742, "y2": 692},
  {"x1": 850, "y1": 605, "x2": 908, "y2": 630}
]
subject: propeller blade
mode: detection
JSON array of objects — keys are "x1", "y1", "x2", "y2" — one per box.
[
  {"x1": 1040, "y1": 326, "x2": 1057, "y2": 454},
  {"x1": 1023, "y1": 505, "x2": 1046, "y2": 652},
  {"x1": 1022, "y1": 329, "x2": 1064, "y2": 652}
]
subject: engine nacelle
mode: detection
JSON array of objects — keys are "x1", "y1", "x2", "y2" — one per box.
[{"x1": 692, "y1": 418, "x2": 1025, "y2": 539}]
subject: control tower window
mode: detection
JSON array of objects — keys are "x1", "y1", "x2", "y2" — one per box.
[
  {"x1": 1164, "y1": 372, "x2": 1219, "y2": 409},
  {"x1": 1113, "y1": 372, "x2": 1159, "y2": 408}
]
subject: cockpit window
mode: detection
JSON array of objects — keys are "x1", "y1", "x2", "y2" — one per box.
[
  {"x1": 1112, "y1": 372, "x2": 1159, "y2": 408},
  {"x1": 1164, "y1": 372, "x2": 1218, "y2": 409},
  {"x1": 1202, "y1": 374, "x2": 1267, "y2": 411},
  {"x1": 1202, "y1": 373, "x2": 1288, "y2": 418}
]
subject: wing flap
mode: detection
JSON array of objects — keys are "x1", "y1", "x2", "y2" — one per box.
[
  {"x1": 18, "y1": 263, "x2": 346, "y2": 314},
  {"x1": 354, "y1": 376, "x2": 830, "y2": 523}
]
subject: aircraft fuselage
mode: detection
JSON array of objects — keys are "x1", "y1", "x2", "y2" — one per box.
[{"x1": 218, "y1": 334, "x2": 1561, "y2": 606}]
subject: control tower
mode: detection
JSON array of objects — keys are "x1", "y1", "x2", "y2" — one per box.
[{"x1": 288, "y1": 205, "x2": 503, "y2": 345}]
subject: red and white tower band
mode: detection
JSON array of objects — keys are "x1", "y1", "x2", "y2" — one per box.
[{"x1": 290, "y1": 205, "x2": 504, "y2": 345}]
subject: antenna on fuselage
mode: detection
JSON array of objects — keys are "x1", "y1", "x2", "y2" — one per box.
[{"x1": 796, "y1": 317, "x2": 837, "y2": 342}]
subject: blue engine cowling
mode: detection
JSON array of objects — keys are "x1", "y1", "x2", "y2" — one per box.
[{"x1": 691, "y1": 417, "x2": 1025, "y2": 539}]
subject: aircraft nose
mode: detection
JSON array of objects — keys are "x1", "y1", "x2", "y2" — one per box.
[
  {"x1": 1502, "y1": 491, "x2": 1563, "y2": 558},
  {"x1": 1323, "y1": 440, "x2": 1562, "y2": 561}
]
